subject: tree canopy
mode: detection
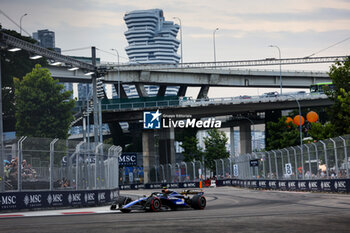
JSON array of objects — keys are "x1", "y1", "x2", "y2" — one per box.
[
  {"x1": 181, "y1": 136, "x2": 203, "y2": 162},
  {"x1": 14, "y1": 64, "x2": 75, "y2": 138},
  {"x1": 326, "y1": 59, "x2": 350, "y2": 136},
  {"x1": 203, "y1": 129, "x2": 229, "y2": 172},
  {"x1": 1, "y1": 27, "x2": 47, "y2": 131},
  {"x1": 265, "y1": 116, "x2": 300, "y2": 151}
]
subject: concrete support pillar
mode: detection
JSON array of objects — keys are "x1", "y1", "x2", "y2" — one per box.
[
  {"x1": 142, "y1": 130, "x2": 155, "y2": 184},
  {"x1": 113, "y1": 84, "x2": 128, "y2": 99},
  {"x1": 177, "y1": 85, "x2": 188, "y2": 97},
  {"x1": 157, "y1": 85, "x2": 167, "y2": 97},
  {"x1": 135, "y1": 84, "x2": 149, "y2": 97},
  {"x1": 230, "y1": 127, "x2": 235, "y2": 156},
  {"x1": 240, "y1": 122, "x2": 252, "y2": 154},
  {"x1": 159, "y1": 127, "x2": 175, "y2": 165},
  {"x1": 197, "y1": 85, "x2": 209, "y2": 99}
]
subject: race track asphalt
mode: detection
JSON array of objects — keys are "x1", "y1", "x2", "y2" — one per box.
[{"x1": 1, "y1": 186, "x2": 350, "y2": 233}]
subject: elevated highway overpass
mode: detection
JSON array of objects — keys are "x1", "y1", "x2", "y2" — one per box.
[
  {"x1": 100, "y1": 93, "x2": 332, "y2": 122},
  {"x1": 49, "y1": 65, "x2": 329, "y2": 88}
]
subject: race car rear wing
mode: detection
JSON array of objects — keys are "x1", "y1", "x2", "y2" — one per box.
[{"x1": 180, "y1": 189, "x2": 204, "y2": 195}]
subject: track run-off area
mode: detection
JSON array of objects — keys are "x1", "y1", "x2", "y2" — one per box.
[{"x1": 1, "y1": 186, "x2": 350, "y2": 233}]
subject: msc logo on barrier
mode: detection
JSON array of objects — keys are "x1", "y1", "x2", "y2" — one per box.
[
  {"x1": 143, "y1": 110, "x2": 162, "y2": 129},
  {"x1": 119, "y1": 153, "x2": 137, "y2": 166}
]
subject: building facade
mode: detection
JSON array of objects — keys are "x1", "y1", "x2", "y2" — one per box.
[
  {"x1": 32, "y1": 29, "x2": 61, "y2": 53},
  {"x1": 124, "y1": 9, "x2": 180, "y2": 64}
]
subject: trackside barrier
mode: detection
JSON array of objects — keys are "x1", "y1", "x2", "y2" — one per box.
[
  {"x1": 119, "y1": 182, "x2": 200, "y2": 190},
  {"x1": 118, "y1": 179, "x2": 350, "y2": 193},
  {"x1": 0, "y1": 188, "x2": 119, "y2": 211},
  {"x1": 217, "y1": 179, "x2": 350, "y2": 193}
]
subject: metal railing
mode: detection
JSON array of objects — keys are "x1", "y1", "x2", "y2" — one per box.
[
  {"x1": 2, "y1": 137, "x2": 121, "y2": 191},
  {"x1": 215, "y1": 135, "x2": 350, "y2": 180},
  {"x1": 73, "y1": 92, "x2": 327, "y2": 113}
]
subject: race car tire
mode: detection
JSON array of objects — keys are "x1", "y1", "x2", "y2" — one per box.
[
  {"x1": 147, "y1": 197, "x2": 161, "y2": 212},
  {"x1": 120, "y1": 209, "x2": 131, "y2": 213},
  {"x1": 191, "y1": 195, "x2": 206, "y2": 210},
  {"x1": 110, "y1": 204, "x2": 117, "y2": 210}
]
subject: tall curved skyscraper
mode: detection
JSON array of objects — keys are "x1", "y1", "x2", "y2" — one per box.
[{"x1": 124, "y1": 9, "x2": 180, "y2": 64}]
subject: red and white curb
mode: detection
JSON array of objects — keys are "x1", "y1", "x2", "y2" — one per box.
[{"x1": 0, "y1": 206, "x2": 117, "y2": 218}]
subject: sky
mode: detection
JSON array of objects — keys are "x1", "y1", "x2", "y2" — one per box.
[{"x1": 1, "y1": 0, "x2": 350, "y2": 97}]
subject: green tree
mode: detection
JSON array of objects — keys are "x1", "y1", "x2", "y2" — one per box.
[
  {"x1": 308, "y1": 122, "x2": 335, "y2": 140},
  {"x1": 265, "y1": 116, "x2": 300, "y2": 150},
  {"x1": 14, "y1": 64, "x2": 75, "y2": 138},
  {"x1": 180, "y1": 136, "x2": 203, "y2": 162},
  {"x1": 326, "y1": 59, "x2": 350, "y2": 135},
  {"x1": 203, "y1": 129, "x2": 229, "y2": 172},
  {"x1": 1, "y1": 27, "x2": 47, "y2": 130}
]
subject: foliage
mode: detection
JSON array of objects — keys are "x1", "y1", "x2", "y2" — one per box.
[
  {"x1": 1, "y1": 28, "x2": 47, "y2": 129},
  {"x1": 308, "y1": 122, "x2": 335, "y2": 141},
  {"x1": 326, "y1": 59, "x2": 350, "y2": 136},
  {"x1": 14, "y1": 64, "x2": 75, "y2": 138},
  {"x1": 180, "y1": 136, "x2": 203, "y2": 162},
  {"x1": 266, "y1": 116, "x2": 300, "y2": 150},
  {"x1": 203, "y1": 129, "x2": 229, "y2": 172}
]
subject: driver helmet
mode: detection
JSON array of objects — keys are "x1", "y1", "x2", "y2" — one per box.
[{"x1": 161, "y1": 186, "x2": 169, "y2": 193}]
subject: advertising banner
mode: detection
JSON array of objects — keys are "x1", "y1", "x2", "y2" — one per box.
[{"x1": 0, "y1": 189, "x2": 118, "y2": 211}]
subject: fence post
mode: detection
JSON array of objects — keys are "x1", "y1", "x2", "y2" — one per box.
[
  {"x1": 312, "y1": 142, "x2": 319, "y2": 178},
  {"x1": 160, "y1": 164, "x2": 165, "y2": 182},
  {"x1": 291, "y1": 147, "x2": 298, "y2": 179},
  {"x1": 297, "y1": 145, "x2": 304, "y2": 179},
  {"x1": 113, "y1": 146, "x2": 121, "y2": 189},
  {"x1": 168, "y1": 164, "x2": 173, "y2": 182},
  {"x1": 261, "y1": 152, "x2": 266, "y2": 179},
  {"x1": 17, "y1": 136, "x2": 27, "y2": 192},
  {"x1": 267, "y1": 151, "x2": 272, "y2": 179},
  {"x1": 191, "y1": 162, "x2": 196, "y2": 181},
  {"x1": 320, "y1": 140, "x2": 329, "y2": 178},
  {"x1": 182, "y1": 162, "x2": 188, "y2": 180},
  {"x1": 228, "y1": 157, "x2": 233, "y2": 178},
  {"x1": 283, "y1": 148, "x2": 290, "y2": 164},
  {"x1": 304, "y1": 144, "x2": 312, "y2": 179},
  {"x1": 220, "y1": 159, "x2": 225, "y2": 178},
  {"x1": 107, "y1": 146, "x2": 115, "y2": 189},
  {"x1": 49, "y1": 138, "x2": 59, "y2": 191},
  {"x1": 176, "y1": 163, "x2": 180, "y2": 182},
  {"x1": 153, "y1": 165, "x2": 158, "y2": 183},
  {"x1": 339, "y1": 136, "x2": 349, "y2": 178},
  {"x1": 95, "y1": 143, "x2": 103, "y2": 189},
  {"x1": 76, "y1": 141, "x2": 85, "y2": 190},
  {"x1": 278, "y1": 150, "x2": 284, "y2": 178},
  {"x1": 272, "y1": 150, "x2": 278, "y2": 179},
  {"x1": 329, "y1": 138, "x2": 339, "y2": 178}
]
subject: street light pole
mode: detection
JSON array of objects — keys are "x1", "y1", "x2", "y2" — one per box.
[
  {"x1": 91, "y1": 46, "x2": 99, "y2": 146},
  {"x1": 269, "y1": 45, "x2": 282, "y2": 95},
  {"x1": 213, "y1": 28, "x2": 219, "y2": 67},
  {"x1": 111, "y1": 49, "x2": 121, "y2": 98},
  {"x1": 0, "y1": 57, "x2": 5, "y2": 192},
  {"x1": 173, "y1": 17, "x2": 183, "y2": 64},
  {"x1": 290, "y1": 95, "x2": 303, "y2": 168},
  {"x1": 20, "y1": 13, "x2": 28, "y2": 36}
]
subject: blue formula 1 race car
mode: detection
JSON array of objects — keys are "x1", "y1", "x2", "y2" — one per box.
[{"x1": 110, "y1": 188, "x2": 206, "y2": 213}]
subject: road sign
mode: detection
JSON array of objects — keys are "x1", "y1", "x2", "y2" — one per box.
[
  {"x1": 285, "y1": 163, "x2": 293, "y2": 176},
  {"x1": 250, "y1": 159, "x2": 259, "y2": 167},
  {"x1": 233, "y1": 164, "x2": 239, "y2": 177}
]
